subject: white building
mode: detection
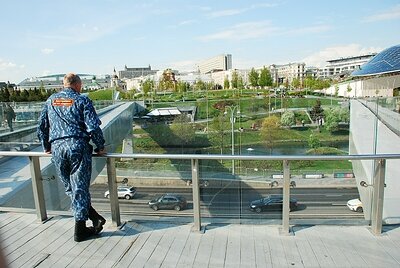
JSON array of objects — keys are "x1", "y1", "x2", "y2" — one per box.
[
  {"x1": 319, "y1": 54, "x2": 377, "y2": 78},
  {"x1": 197, "y1": 54, "x2": 232, "y2": 74},
  {"x1": 269, "y1": 63, "x2": 305, "y2": 85}
]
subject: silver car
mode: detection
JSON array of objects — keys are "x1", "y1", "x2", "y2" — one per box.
[{"x1": 104, "y1": 186, "x2": 136, "y2": 200}]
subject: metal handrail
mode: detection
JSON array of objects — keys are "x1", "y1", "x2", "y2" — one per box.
[
  {"x1": 1, "y1": 151, "x2": 399, "y2": 160},
  {"x1": 1, "y1": 150, "x2": 399, "y2": 235}
]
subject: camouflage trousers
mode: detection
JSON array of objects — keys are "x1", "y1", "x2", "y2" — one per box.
[{"x1": 52, "y1": 138, "x2": 93, "y2": 221}]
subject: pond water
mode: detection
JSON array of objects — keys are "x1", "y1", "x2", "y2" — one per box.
[
  {"x1": 164, "y1": 141, "x2": 349, "y2": 156},
  {"x1": 243, "y1": 141, "x2": 349, "y2": 155}
]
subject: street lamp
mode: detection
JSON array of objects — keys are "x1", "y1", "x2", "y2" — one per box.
[{"x1": 224, "y1": 105, "x2": 240, "y2": 175}]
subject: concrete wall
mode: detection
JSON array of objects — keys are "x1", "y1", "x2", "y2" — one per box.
[
  {"x1": 322, "y1": 74, "x2": 400, "y2": 98},
  {"x1": 350, "y1": 100, "x2": 400, "y2": 224}
]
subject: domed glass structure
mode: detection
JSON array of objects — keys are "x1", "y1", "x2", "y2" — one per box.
[{"x1": 352, "y1": 44, "x2": 400, "y2": 76}]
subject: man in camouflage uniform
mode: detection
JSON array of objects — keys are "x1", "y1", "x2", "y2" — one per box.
[{"x1": 37, "y1": 73, "x2": 106, "y2": 242}]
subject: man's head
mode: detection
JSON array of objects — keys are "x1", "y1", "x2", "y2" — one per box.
[{"x1": 63, "y1": 73, "x2": 82, "y2": 92}]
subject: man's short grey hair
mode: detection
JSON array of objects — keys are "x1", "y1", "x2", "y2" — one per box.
[{"x1": 63, "y1": 73, "x2": 81, "y2": 87}]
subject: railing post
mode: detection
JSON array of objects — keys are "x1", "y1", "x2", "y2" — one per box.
[
  {"x1": 191, "y1": 159, "x2": 201, "y2": 232},
  {"x1": 29, "y1": 156, "x2": 47, "y2": 222},
  {"x1": 281, "y1": 160, "x2": 291, "y2": 235},
  {"x1": 371, "y1": 159, "x2": 386, "y2": 235},
  {"x1": 107, "y1": 157, "x2": 121, "y2": 226}
]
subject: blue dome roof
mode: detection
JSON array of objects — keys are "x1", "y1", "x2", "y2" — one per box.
[{"x1": 352, "y1": 44, "x2": 400, "y2": 76}]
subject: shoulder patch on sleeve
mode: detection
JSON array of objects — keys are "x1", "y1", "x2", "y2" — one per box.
[{"x1": 52, "y1": 98, "x2": 74, "y2": 107}]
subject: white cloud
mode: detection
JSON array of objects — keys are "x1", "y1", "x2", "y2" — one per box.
[
  {"x1": 207, "y1": 3, "x2": 276, "y2": 18},
  {"x1": 284, "y1": 24, "x2": 332, "y2": 35},
  {"x1": 302, "y1": 44, "x2": 382, "y2": 67},
  {"x1": 208, "y1": 8, "x2": 245, "y2": 18},
  {"x1": 0, "y1": 59, "x2": 17, "y2": 70},
  {"x1": 363, "y1": 4, "x2": 400, "y2": 22},
  {"x1": 41, "y1": 48, "x2": 55, "y2": 54},
  {"x1": 179, "y1": 20, "x2": 196, "y2": 26},
  {"x1": 198, "y1": 21, "x2": 278, "y2": 41}
]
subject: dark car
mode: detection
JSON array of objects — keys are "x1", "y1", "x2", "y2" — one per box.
[
  {"x1": 148, "y1": 194, "x2": 187, "y2": 211},
  {"x1": 249, "y1": 195, "x2": 298, "y2": 213}
]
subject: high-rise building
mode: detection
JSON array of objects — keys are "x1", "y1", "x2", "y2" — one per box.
[{"x1": 197, "y1": 54, "x2": 232, "y2": 74}]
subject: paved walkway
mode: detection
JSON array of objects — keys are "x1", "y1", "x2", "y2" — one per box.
[{"x1": 1, "y1": 211, "x2": 400, "y2": 267}]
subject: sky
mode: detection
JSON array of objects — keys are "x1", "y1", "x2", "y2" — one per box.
[{"x1": 1, "y1": 0, "x2": 400, "y2": 84}]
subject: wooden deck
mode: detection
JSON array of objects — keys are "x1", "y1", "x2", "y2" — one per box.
[{"x1": 1, "y1": 212, "x2": 400, "y2": 267}]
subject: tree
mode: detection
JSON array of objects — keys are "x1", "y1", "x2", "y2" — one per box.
[
  {"x1": 280, "y1": 110, "x2": 295, "y2": 127},
  {"x1": 237, "y1": 76, "x2": 244, "y2": 90},
  {"x1": 308, "y1": 134, "x2": 321, "y2": 149},
  {"x1": 291, "y1": 78, "x2": 301, "y2": 89},
  {"x1": 142, "y1": 79, "x2": 153, "y2": 96},
  {"x1": 324, "y1": 107, "x2": 349, "y2": 132},
  {"x1": 176, "y1": 80, "x2": 188, "y2": 93},
  {"x1": 310, "y1": 99, "x2": 324, "y2": 121},
  {"x1": 224, "y1": 76, "x2": 230, "y2": 89},
  {"x1": 209, "y1": 114, "x2": 229, "y2": 155},
  {"x1": 231, "y1": 70, "x2": 239, "y2": 89},
  {"x1": 193, "y1": 79, "x2": 206, "y2": 91},
  {"x1": 346, "y1": 84, "x2": 352, "y2": 98},
  {"x1": 158, "y1": 69, "x2": 176, "y2": 91},
  {"x1": 248, "y1": 68, "x2": 259, "y2": 88},
  {"x1": 260, "y1": 115, "x2": 281, "y2": 153},
  {"x1": 259, "y1": 67, "x2": 273, "y2": 88},
  {"x1": 170, "y1": 114, "x2": 195, "y2": 152}
]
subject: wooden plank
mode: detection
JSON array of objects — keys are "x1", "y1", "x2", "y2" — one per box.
[
  {"x1": 175, "y1": 229, "x2": 202, "y2": 268},
  {"x1": 84, "y1": 222, "x2": 144, "y2": 267},
  {"x1": 160, "y1": 224, "x2": 191, "y2": 268},
  {"x1": 0, "y1": 212, "x2": 20, "y2": 226},
  {"x1": 129, "y1": 223, "x2": 167, "y2": 267},
  {"x1": 224, "y1": 225, "x2": 241, "y2": 268},
  {"x1": 67, "y1": 223, "x2": 118, "y2": 267},
  {"x1": 290, "y1": 227, "x2": 319, "y2": 268},
  {"x1": 310, "y1": 226, "x2": 351, "y2": 268},
  {"x1": 1, "y1": 214, "x2": 38, "y2": 248},
  {"x1": 239, "y1": 225, "x2": 256, "y2": 267},
  {"x1": 260, "y1": 226, "x2": 274, "y2": 267},
  {"x1": 269, "y1": 229, "x2": 290, "y2": 267},
  {"x1": 252, "y1": 225, "x2": 270, "y2": 267},
  {"x1": 342, "y1": 226, "x2": 399, "y2": 267},
  {"x1": 280, "y1": 236, "x2": 303, "y2": 267},
  {"x1": 112, "y1": 222, "x2": 153, "y2": 267},
  {"x1": 50, "y1": 234, "x2": 94, "y2": 268},
  {"x1": 208, "y1": 225, "x2": 229, "y2": 268},
  {"x1": 192, "y1": 226, "x2": 215, "y2": 268},
  {"x1": 99, "y1": 222, "x2": 143, "y2": 268},
  {"x1": 6, "y1": 216, "x2": 65, "y2": 266},
  {"x1": 373, "y1": 234, "x2": 400, "y2": 266},
  {"x1": 0, "y1": 213, "x2": 35, "y2": 236},
  {"x1": 302, "y1": 226, "x2": 336, "y2": 267},
  {"x1": 33, "y1": 220, "x2": 82, "y2": 267},
  {"x1": 146, "y1": 223, "x2": 180, "y2": 267},
  {"x1": 19, "y1": 218, "x2": 75, "y2": 268}
]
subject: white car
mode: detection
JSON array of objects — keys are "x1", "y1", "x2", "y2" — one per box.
[
  {"x1": 104, "y1": 186, "x2": 136, "y2": 200},
  {"x1": 347, "y1": 198, "x2": 363, "y2": 213}
]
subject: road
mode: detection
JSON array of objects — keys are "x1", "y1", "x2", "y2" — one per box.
[{"x1": 90, "y1": 184, "x2": 364, "y2": 220}]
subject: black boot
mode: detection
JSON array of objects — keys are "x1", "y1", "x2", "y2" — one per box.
[
  {"x1": 89, "y1": 206, "x2": 106, "y2": 234},
  {"x1": 74, "y1": 220, "x2": 96, "y2": 242}
]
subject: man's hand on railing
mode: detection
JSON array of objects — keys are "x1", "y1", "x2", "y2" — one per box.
[
  {"x1": 96, "y1": 149, "x2": 106, "y2": 156},
  {"x1": 44, "y1": 150, "x2": 51, "y2": 154}
]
